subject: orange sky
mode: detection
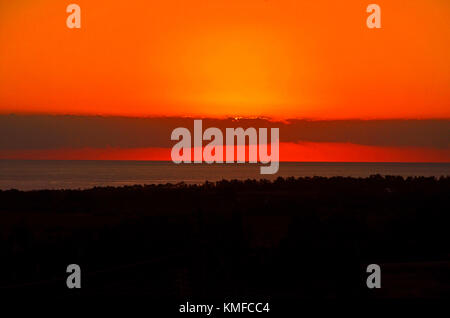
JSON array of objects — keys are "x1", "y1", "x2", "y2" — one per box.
[
  {"x1": 0, "y1": 1, "x2": 449, "y2": 162},
  {"x1": 0, "y1": 0, "x2": 449, "y2": 119}
]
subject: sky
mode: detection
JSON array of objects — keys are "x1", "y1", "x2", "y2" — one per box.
[{"x1": 0, "y1": 0, "x2": 449, "y2": 161}]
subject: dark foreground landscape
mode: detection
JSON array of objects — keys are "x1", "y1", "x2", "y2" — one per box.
[{"x1": 0, "y1": 176, "x2": 449, "y2": 300}]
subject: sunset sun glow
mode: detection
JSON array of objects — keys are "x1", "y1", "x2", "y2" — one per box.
[{"x1": 0, "y1": 0, "x2": 449, "y2": 161}]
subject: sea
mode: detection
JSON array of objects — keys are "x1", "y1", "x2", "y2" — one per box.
[{"x1": 0, "y1": 160, "x2": 449, "y2": 191}]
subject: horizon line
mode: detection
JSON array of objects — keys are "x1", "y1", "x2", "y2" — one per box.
[{"x1": 1, "y1": 159, "x2": 449, "y2": 164}]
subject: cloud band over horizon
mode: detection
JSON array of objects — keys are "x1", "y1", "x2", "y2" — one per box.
[{"x1": 0, "y1": 115, "x2": 449, "y2": 162}]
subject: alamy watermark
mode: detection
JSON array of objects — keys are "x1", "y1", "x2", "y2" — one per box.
[
  {"x1": 66, "y1": 4, "x2": 382, "y2": 30},
  {"x1": 170, "y1": 120, "x2": 279, "y2": 174}
]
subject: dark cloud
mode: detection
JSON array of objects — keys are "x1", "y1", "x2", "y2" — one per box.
[
  {"x1": 0, "y1": 115, "x2": 448, "y2": 150},
  {"x1": 282, "y1": 119, "x2": 450, "y2": 148}
]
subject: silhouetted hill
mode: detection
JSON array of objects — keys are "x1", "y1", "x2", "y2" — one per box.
[{"x1": 0, "y1": 175, "x2": 449, "y2": 299}]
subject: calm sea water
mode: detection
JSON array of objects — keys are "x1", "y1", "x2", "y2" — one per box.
[{"x1": 0, "y1": 160, "x2": 449, "y2": 191}]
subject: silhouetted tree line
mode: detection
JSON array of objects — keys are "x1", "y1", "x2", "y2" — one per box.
[{"x1": 0, "y1": 175, "x2": 449, "y2": 298}]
